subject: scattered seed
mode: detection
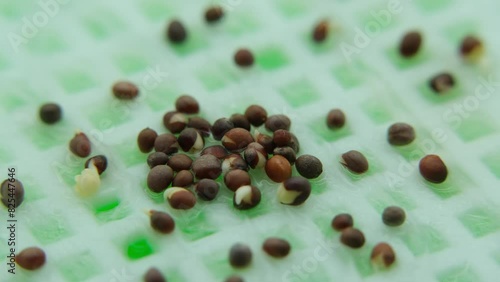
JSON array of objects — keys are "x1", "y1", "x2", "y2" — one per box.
[
  {"x1": 144, "y1": 267, "x2": 166, "y2": 282},
  {"x1": 387, "y1": 123, "x2": 415, "y2": 146},
  {"x1": 222, "y1": 128, "x2": 254, "y2": 152},
  {"x1": 429, "y1": 73, "x2": 455, "y2": 94},
  {"x1": 172, "y1": 170, "x2": 194, "y2": 188},
  {"x1": 74, "y1": 162, "x2": 100, "y2": 197},
  {"x1": 112, "y1": 81, "x2": 139, "y2": 100},
  {"x1": 164, "y1": 187, "x2": 196, "y2": 209},
  {"x1": 201, "y1": 145, "x2": 229, "y2": 160},
  {"x1": 340, "y1": 228, "x2": 365, "y2": 249},
  {"x1": 69, "y1": 132, "x2": 91, "y2": 158},
  {"x1": 399, "y1": 31, "x2": 422, "y2": 57},
  {"x1": 331, "y1": 213, "x2": 354, "y2": 231},
  {"x1": 265, "y1": 114, "x2": 291, "y2": 132},
  {"x1": 230, "y1": 114, "x2": 251, "y2": 131},
  {"x1": 16, "y1": 247, "x2": 46, "y2": 270},
  {"x1": 195, "y1": 179, "x2": 220, "y2": 201},
  {"x1": 273, "y1": 129, "x2": 291, "y2": 147},
  {"x1": 192, "y1": 154, "x2": 222, "y2": 179},
  {"x1": 243, "y1": 142, "x2": 267, "y2": 169},
  {"x1": 177, "y1": 128, "x2": 204, "y2": 153},
  {"x1": 340, "y1": 150, "x2": 368, "y2": 174},
  {"x1": 289, "y1": 133, "x2": 300, "y2": 153},
  {"x1": 167, "y1": 154, "x2": 193, "y2": 172},
  {"x1": 187, "y1": 117, "x2": 211, "y2": 137},
  {"x1": 419, "y1": 154, "x2": 448, "y2": 183},
  {"x1": 234, "y1": 48, "x2": 254, "y2": 67},
  {"x1": 312, "y1": 20, "x2": 329, "y2": 42},
  {"x1": 254, "y1": 130, "x2": 275, "y2": 154},
  {"x1": 222, "y1": 154, "x2": 248, "y2": 173},
  {"x1": 147, "y1": 152, "x2": 169, "y2": 168},
  {"x1": 84, "y1": 155, "x2": 107, "y2": 175},
  {"x1": 138, "y1": 128, "x2": 158, "y2": 153},
  {"x1": 39, "y1": 103, "x2": 62, "y2": 124},
  {"x1": 262, "y1": 238, "x2": 291, "y2": 258},
  {"x1": 147, "y1": 165, "x2": 174, "y2": 193},
  {"x1": 277, "y1": 177, "x2": 311, "y2": 205},
  {"x1": 460, "y1": 35, "x2": 483, "y2": 61},
  {"x1": 229, "y1": 243, "x2": 252, "y2": 268},
  {"x1": 244, "y1": 105, "x2": 267, "y2": 126},
  {"x1": 295, "y1": 155, "x2": 323, "y2": 179},
  {"x1": 211, "y1": 118, "x2": 234, "y2": 141},
  {"x1": 163, "y1": 111, "x2": 187, "y2": 134},
  {"x1": 175, "y1": 95, "x2": 199, "y2": 114},
  {"x1": 273, "y1": 146, "x2": 296, "y2": 165},
  {"x1": 148, "y1": 210, "x2": 175, "y2": 234},
  {"x1": 167, "y1": 20, "x2": 187, "y2": 43},
  {"x1": 1, "y1": 178, "x2": 24, "y2": 208},
  {"x1": 154, "y1": 133, "x2": 179, "y2": 155},
  {"x1": 371, "y1": 243, "x2": 396, "y2": 268},
  {"x1": 205, "y1": 6, "x2": 224, "y2": 23},
  {"x1": 225, "y1": 275, "x2": 244, "y2": 282},
  {"x1": 224, "y1": 169, "x2": 251, "y2": 192},
  {"x1": 233, "y1": 185, "x2": 261, "y2": 210},
  {"x1": 326, "y1": 109, "x2": 345, "y2": 129},
  {"x1": 382, "y1": 206, "x2": 406, "y2": 227},
  {"x1": 265, "y1": 155, "x2": 292, "y2": 183}
]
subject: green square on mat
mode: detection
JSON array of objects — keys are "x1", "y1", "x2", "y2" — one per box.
[
  {"x1": 400, "y1": 225, "x2": 448, "y2": 256},
  {"x1": 27, "y1": 122, "x2": 71, "y2": 150},
  {"x1": 414, "y1": 0, "x2": 454, "y2": 12},
  {"x1": 59, "y1": 252, "x2": 101, "y2": 282},
  {"x1": 84, "y1": 11, "x2": 125, "y2": 39},
  {"x1": 310, "y1": 178, "x2": 328, "y2": 195},
  {"x1": 437, "y1": 265, "x2": 480, "y2": 282},
  {"x1": 453, "y1": 114, "x2": 497, "y2": 142},
  {"x1": 169, "y1": 29, "x2": 208, "y2": 56},
  {"x1": 386, "y1": 47, "x2": 429, "y2": 69},
  {"x1": 115, "y1": 140, "x2": 145, "y2": 167},
  {"x1": 139, "y1": 0, "x2": 173, "y2": 21},
  {"x1": 204, "y1": 252, "x2": 239, "y2": 280},
  {"x1": 59, "y1": 70, "x2": 96, "y2": 94},
  {"x1": 256, "y1": 46, "x2": 290, "y2": 70},
  {"x1": 125, "y1": 237, "x2": 155, "y2": 260},
  {"x1": 225, "y1": 13, "x2": 260, "y2": 36},
  {"x1": 29, "y1": 216, "x2": 73, "y2": 245},
  {"x1": 314, "y1": 215, "x2": 335, "y2": 237},
  {"x1": 443, "y1": 21, "x2": 478, "y2": 45},
  {"x1": 114, "y1": 53, "x2": 150, "y2": 74},
  {"x1": 310, "y1": 119, "x2": 351, "y2": 142},
  {"x1": 0, "y1": 54, "x2": 9, "y2": 70},
  {"x1": 92, "y1": 197, "x2": 130, "y2": 223},
  {"x1": 276, "y1": 0, "x2": 310, "y2": 17},
  {"x1": 20, "y1": 176, "x2": 45, "y2": 203},
  {"x1": 332, "y1": 63, "x2": 365, "y2": 89},
  {"x1": 482, "y1": 151, "x2": 500, "y2": 179},
  {"x1": 352, "y1": 245, "x2": 375, "y2": 277},
  {"x1": 0, "y1": 2, "x2": 29, "y2": 19},
  {"x1": 26, "y1": 31, "x2": 67, "y2": 54},
  {"x1": 52, "y1": 159, "x2": 85, "y2": 188},
  {"x1": 145, "y1": 85, "x2": 178, "y2": 111},
  {"x1": 368, "y1": 190, "x2": 417, "y2": 213},
  {"x1": 1, "y1": 82, "x2": 37, "y2": 111},
  {"x1": 88, "y1": 102, "x2": 132, "y2": 128},
  {"x1": 360, "y1": 98, "x2": 393, "y2": 124},
  {"x1": 197, "y1": 67, "x2": 230, "y2": 92},
  {"x1": 176, "y1": 211, "x2": 218, "y2": 241},
  {"x1": 424, "y1": 176, "x2": 462, "y2": 199},
  {"x1": 359, "y1": 9, "x2": 398, "y2": 32},
  {"x1": 163, "y1": 269, "x2": 186, "y2": 282},
  {"x1": 279, "y1": 78, "x2": 321, "y2": 107},
  {"x1": 418, "y1": 77, "x2": 462, "y2": 103},
  {"x1": 458, "y1": 207, "x2": 500, "y2": 237}
]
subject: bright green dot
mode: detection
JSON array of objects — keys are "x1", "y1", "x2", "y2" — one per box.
[
  {"x1": 59, "y1": 252, "x2": 101, "y2": 281},
  {"x1": 256, "y1": 46, "x2": 289, "y2": 70},
  {"x1": 126, "y1": 238, "x2": 154, "y2": 260}
]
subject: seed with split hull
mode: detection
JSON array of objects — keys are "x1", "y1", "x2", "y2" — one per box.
[
  {"x1": 273, "y1": 129, "x2": 291, "y2": 147},
  {"x1": 164, "y1": 187, "x2": 196, "y2": 209},
  {"x1": 273, "y1": 147, "x2": 296, "y2": 165},
  {"x1": 312, "y1": 20, "x2": 329, "y2": 42},
  {"x1": 265, "y1": 114, "x2": 291, "y2": 132},
  {"x1": 254, "y1": 130, "x2": 275, "y2": 154},
  {"x1": 222, "y1": 128, "x2": 254, "y2": 152},
  {"x1": 243, "y1": 142, "x2": 267, "y2": 169},
  {"x1": 387, "y1": 123, "x2": 415, "y2": 146},
  {"x1": 172, "y1": 170, "x2": 194, "y2": 187},
  {"x1": 265, "y1": 155, "x2": 292, "y2": 183},
  {"x1": 201, "y1": 145, "x2": 229, "y2": 160},
  {"x1": 262, "y1": 238, "x2": 291, "y2": 258},
  {"x1": 234, "y1": 49, "x2": 254, "y2": 67},
  {"x1": 277, "y1": 177, "x2": 311, "y2": 205},
  {"x1": 212, "y1": 118, "x2": 234, "y2": 141},
  {"x1": 75, "y1": 163, "x2": 100, "y2": 197},
  {"x1": 195, "y1": 179, "x2": 219, "y2": 201},
  {"x1": 144, "y1": 267, "x2": 166, "y2": 282},
  {"x1": 224, "y1": 169, "x2": 251, "y2": 192},
  {"x1": 429, "y1": 73, "x2": 455, "y2": 94},
  {"x1": 69, "y1": 132, "x2": 91, "y2": 157},
  {"x1": 1, "y1": 179, "x2": 24, "y2": 208},
  {"x1": 138, "y1": 128, "x2": 158, "y2": 153},
  {"x1": 167, "y1": 154, "x2": 192, "y2": 172},
  {"x1": 399, "y1": 31, "x2": 422, "y2": 57},
  {"x1": 230, "y1": 114, "x2": 251, "y2": 131},
  {"x1": 205, "y1": 6, "x2": 224, "y2": 23},
  {"x1": 177, "y1": 128, "x2": 204, "y2": 153},
  {"x1": 371, "y1": 243, "x2": 396, "y2": 268},
  {"x1": 295, "y1": 155, "x2": 323, "y2": 179},
  {"x1": 244, "y1": 105, "x2": 267, "y2": 126},
  {"x1": 340, "y1": 228, "x2": 365, "y2": 248},
  {"x1": 331, "y1": 213, "x2": 353, "y2": 231},
  {"x1": 149, "y1": 210, "x2": 175, "y2": 234},
  {"x1": 326, "y1": 109, "x2": 346, "y2": 129},
  {"x1": 167, "y1": 20, "x2": 187, "y2": 43},
  {"x1": 112, "y1": 81, "x2": 139, "y2": 100},
  {"x1": 147, "y1": 165, "x2": 174, "y2": 193},
  {"x1": 341, "y1": 150, "x2": 369, "y2": 174},
  {"x1": 175, "y1": 95, "x2": 199, "y2": 114},
  {"x1": 154, "y1": 133, "x2": 178, "y2": 155},
  {"x1": 229, "y1": 243, "x2": 252, "y2": 268},
  {"x1": 460, "y1": 35, "x2": 483, "y2": 61},
  {"x1": 192, "y1": 154, "x2": 222, "y2": 179},
  {"x1": 233, "y1": 185, "x2": 261, "y2": 210},
  {"x1": 419, "y1": 154, "x2": 448, "y2": 183},
  {"x1": 187, "y1": 117, "x2": 211, "y2": 137},
  {"x1": 147, "y1": 152, "x2": 169, "y2": 168},
  {"x1": 16, "y1": 247, "x2": 46, "y2": 270},
  {"x1": 382, "y1": 206, "x2": 406, "y2": 227},
  {"x1": 163, "y1": 111, "x2": 187, "y2": 134},
  {"x1": 84, "y1": 155, "x2": 107, "y2": 175},
  {"x1": 39, "y1": 103, "x2": 62, "y2": 124},
  {"x1": 222, "y1": 154, "x2": 248, "y2": 173}
]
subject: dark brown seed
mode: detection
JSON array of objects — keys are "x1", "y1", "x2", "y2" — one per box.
[
  {"x1": 312, "y1": 20, "x2": 329, "y2": 42},
  {"x1": 225, "y1": 276, "x2": 244, "y2": 282},
  {"x1": 211, "y1": 118, "x2": 234, "y2": 141},
  {"x1": 243, "y1": 142, "x2": 267, "y2": 169},
  {"x1": 167, "y1": 20, "x2": 187, "y2": 43},
  {"x1": 273, "y1": 129, "x2": 291, "y2": 147},
  {"x1": 205, "y1": 6, "x2": 224, "y2": 23},
  {"x1": 16, "y1": 247, "x2": 46, "y2": 270},
  {"x1": 177, "y1": 128, "x2": 204, "y2": 153},
  {"x1": 175, "y1": 95, "x2": 199, "y2": 114},
  {"x1": 265, "y1": 114, "x2": 291, "y2": 132},
  {"x1": 230, "y1": 114, "x2": 251, "y2": 131},
  {"x1": 234, "y1": 185, "x2": 261, "y2": 210},
  {"x1": 154, "y1": 133, "x2": 179, "y2": 155},
  {"x1": 371, "y1": 243, "x2": 396, "y2": 268},
  {"x1": 429, "y1": 73, "x2": 455, "y2": 94},
  {"x1": 144, "y1": 267, "x2": 166, "y2": 282},
  {"x1": 340, "y1": 228, "x2": 365, "y2": 249},
  {"x1": 187, "y1": 117, "x2": 211, "y2": 137},
  {"x1": 39, "y1": 103, "x2": 62, "y2": 124},
  {"x1": 147, "y1": 152, "x2": 169, "y2": 168},
  {"x1": 234, "y1": 49, "x2": 254, "y2": 67},
  {"x1": 331, "y1": 213, "x2": 353, "y2": 231},
  {"x1": 201, "y1": 145, "x2": 229, "y2": 160},
  {"x1": 149, "y1": 210, "x2": 175, "y2": 234},
  {"x1": 460, "y1": 35, "x2": 483, "y2": 60},
  {"x1": 262, "y1": 238, "x2": 291, "y2": 258},
  {"x1": 419, "y1": 154, "x2": 448, "y2": 183},
  {"x1": 229, "y1": 243, "x2": 252, "y2": 268},
  {"x1": 69, "y1": 132, "x2": 91, "y2": 158},
  {"x1": 172, "y1": 170, "x2": 194, "y2": 188},
  {"x1": 112, "y1": 81, "x2": 139, "y2": 100},
  {"x1": 273, "y1": 146, "x2": 296, "y2": 165},
  {"x1": 387, "y1": 123, "x2": 415, "y2": 146},
  {"x1": 289, "y1": 133, "x2": 300, "y2": 153},
  {"x1": 244, "y1": 105, "x2": 267, "y2": 127},
  {"x1": 222, "y1": 128, "x2": 254, "y2": 152},
  {"x1": 222, "y1": 154, "x2": 248, "y2": 173},
  {"x1": 224, "y1": 169, "x2": 251, "y2": 192},
  {"x1": 138, "y1": 128, "x2": 158, "y2": 153},
  {"x1": 295, "y1": 155, "x2": 323, "y2": 179},
  {"x1": 164, "y1": 187, "x2": 196, "y2": 210},
  {"x1": 277, "y1": 177, "x2": 311, "y2": 205},
  {"x1": 147, "y1": 165, "x2": 174, "y2": 193},
  {"x1": 341, "y1": 150, "x2": 368, "y2": 174},
  {"x1": 399, "y1": 31, "x2": 422, "y2": 57},
  {"x1": 1, "y1": 178, "x2": 24, "y2": 208},
  {"x1": 382, "y1": 206, "x2": 406, "y2": 227},
  {"x1": 84, "y1": 155, "x2": 107, "y2": 175},
  {"x1": 195, "y1": 179, "x2": 219, "y2": 201},
  {"x1": 265, "y1": 155, "x2": 292, "y2": 183},
  {"x1": 192, "y1": 154, "x2": 222, "y2": 179},
  {"x1": 255, "y1": 131, "x2": 275, "y2": 154},
  {"x1": 326, "y1": 109, "x2": 346, "y2": 129},
  {"x1": 163, "y1": 111, "x2": 187, "y2": 134},
  {"x1": 167, "y1": 154, "x2": 193, "y2": 172}
]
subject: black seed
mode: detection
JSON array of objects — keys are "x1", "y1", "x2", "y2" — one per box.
[
  {"x1": 255, "y1": 131, "x2": 275, "y2": 154},
  {"x1": 144, "y1": 267, "x2": 166, "y2": 282},
  {"x1": 154, "y1": 133, "x2": 179, "y2": 155},
  {"x1": 163, "y1": 111, "x2": 187, "y2": 134},
  {"x1": 277, "y1": 177, "x2": 311, "y2": 205},
  {"x1": 340, "y1": 228, "x2": 365, "y2": 249},
  {"x1": 265, "y1": 155, "x2": 292, "y2": 183},
  {"x1": 211, "y1": 118, "x2": 234, "y2": 141},
  {"x1": 230, "y1": 114, "x2": 251, "y2": 131},
  {"x1": 149, "y1": 210, "x2": 175, "y2": 234},
  {"x1": 244, "y1": 105, "x2": 267, "y2": 126},
  {"x1": 138, "y1": 128, "x2": 158, "y2": 153},
  {"x1": 460, "y1": 35, "x2": 483, "y2": 60},
  {"x1": 326, "y1": 109, "x2": 345, "y2": 129},
  {"x1": 233, "y1": 185, "x2": 261, "y2": 210},
  {"x1": 177, "y1": 128, "x2": 204, "y2": 153},
  {"x1": 273, "y1": 146, "x2": 296, "y2": 165},
  {"x1": 331, "y1": 213, "x2": 353, "y2": 231},
  {"x1": 16, "y1": 247, "x2": 46, "y2": 270},
  {"x1": 147, "y1": 152, "x2": 169, "y2": 168},
  {"x1": 192, "y1": 154, "x2": 222, "y2": 179},
  {"x1": 69, "y1": 132, "x2": 91, "y2": 158},
  {"x1": 167, "y1": 154, "x2": 192, "y2": 172},
  {"x1": 229, "y1": 243, "x2": 252, "y2": 268},
  {"x1": 1, "y1": 178, "x2": 24, "y2": 208},
  {"x1": 265, "y1": 114, "x2": 291, "y2": 132},
  {"x1": 224, "y1": 169, "x2": 251, "y2": 192},
  {"x1": 295, "y1": 155, "x2": 323, "y2": 179},
  {"x1": 340, "y1": 150, "x2": 368, "y2": 174},
  {"x1": 112, "y1": 81, "x2": 139, "y2": 100},
  {"x1": 429, "y1": 73, "x2": 455, "y2": 94},
  {"x1": 222, "y1": 128, "x2": 254, "y2": 152},
  {"x1": 147, "y1": 165, "x2": 174, "y2": 193},
  {"x1": 382, "y1": 206, "x2": 406, "y2": 227},
  {"x1": 205, "y1": 6, "x2": 224, "y2": 23},
  {"x1": 234, "y1": 49, "x2": 254, "y2": 67},
  {"x1": 187, "y1": 117, "x2": 211, "y2": 137},
  {"x1": 222, "y1": 154, "x2": 248, "y2": 173},
  {"x1": 175, "y1": 95, "x2": 199, "y2": 114},
  {"x1": 167, "y1": 20, "x2": 187, "y2": 43},
  {"x1": 39, "y1": 103, "x2": 62, "y2": 124},
  {"x1": 387, "y1": 123, "x2": 415, "y2": 146},
  {"x1": 399, "y1": 31, "x2": 422, "y2": 57},
  {"x1": 262, "y1": 238, "x2": 291, "y2": 258},
  {"x1": 201, "y1": 145, "x2": 229, "y2": 160},
  {"x1": 419, "y1": 154, "x2": 448, "y2": 183},
  {"x1": 312, "y1": 20, "x2": 328, "y2": 42},
  {"x1": 371, "y1": 243, "x2": 396, "y2": 268},
  {"x1": 172, "y1": 170, "x2": 194, "y2": 188},
  {"x1": 84, "y1": 155, "x2": 107, "y2": 175},
  {"x1": 195, "y1": 179, "x2": 220, "y2": 201},
  {"x1": 164, "y1": 187, "x2": 196, "y2": 210}
]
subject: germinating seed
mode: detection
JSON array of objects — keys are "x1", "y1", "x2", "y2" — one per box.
[
  {"x1": 84, "y1": 155, "x2": 107, "y2": 175},
  {"x1": 201, "y1": 145, "x2": 229, "y2": 160},
  {"x1": 177, "y1": 128, "x2": 204, "y2": 153},
  {"x1": 340, "y1": 228, "x2": 365, "y2": 249},
  {"x1": 382, "y1": 206, "x2": 406, "y2": 227},
  {"x1": 163, "y1": 111, "x2": 187, "y2": 134},
  {"x1": 1, "y1": 178, "x2": 24, "y2": 208},
  {"x1": 312, "y1": 20, "x2": 329, "y2": 42},
  {"x1": 112, "y1": 81, "x2": 139, "y2": 100},
  {"x1": 167, "y1": 154, "x2": 193, "y2": 172},
  {"x1": 144, "y1": 267, "x2": 166, "y2": 282},
  {"x1": 224, "y1": 169, "x2": 251, "y2": 192},
  {"x1": 74, "y1": 162, "x2": 100, "y2": 197},
  {"x1": 234, "y1": 48, "x2": 254, "y2": 67},
  {"x1": 147, "y1": 165, "x2": 174, "y2": 193},
  {"x1": 187, "y1": 117, "x2": 211, "y2": 137},
  {"x1": 340, "y1": 150, "x2": 369, "y2": 174},
  {"x1": 16, "y1": 247, "x2": 46, "y2": 270},
  {"x1": 244, "y1": 105, "x2": 267, "y2": 126},
  {"x1": 460, "y1": 35, "x2": 483, "y2": 61},
  {"x1": 205, "y1": 6, "x2": 224, "y2": 23},
  {"x1": 222, "y1": 128, "x2": 254, "y2": 152},
  {"x1": 265, "y1": 155, "x2": 292, "y2": 183},
  {"x1": 399, "y1": 31, "x2": 422, "y2": 57},
  {"x1": 254, "y1": 130, "x2": 275, "y2": 154},
  {"x1": 230, "y1": 114, "x2": 251, "y2": 131},
  {"x1": 167, "y1": 20, "x2": 187, "y2": 43},
  {"x1": 273, "y1": 129, "x2": 291, "y2": 147},
  {"x1": 195, "y1": 178, "x2": 220, "y2": 201},
  {"x1": 262, "y1": 237, "x2": 291, "y2": 258},
  {"x1": 149, "y1": 210, "x2": 175, "y2": 234},
  {"x1": 243, "y1": 142, "x2": 267, "y2": 169},
  {"x1": 273, "y1": 146, "x2": 296, "y2": 165},
  {"x1": 164, "y1": 187, "x2": 196, "y2": 209},
  {"x1": 69, "y1": 131, "x2": 91, "y2": 158},
  {"x1": 192, "y1": 154, "x2": 222, "y2": 179},
  {"x1": 419, "y1": 154, "x2": 448, "y2": 183},
  {"x1": 154, "y1": 133, "x2": 179, "y2": 155},
  {"x1": 229, "y1": 243, "x2": 252, "y2": 268},
  {"x1": 277, "y1": 177, "x2": 311, "y2": 205},
  {"x1": 371, "y1": 243, "x2": 396, "y2": 268},
  {"x1": 39, "y1": 103, "x2": 62, "y2": 124},
  {"x1": 172, "y1": 170, "x2": 194, "y2": 188},
  {"x1": 387, "y1": 123, "x2": 415, "y2": 146},
  {"x1": 175, "y1": 95, "x2": 199, "y2": 114},
  {"x1": 429, "y1": 73, "x2": 455, "y2": 94},
  {"x1": 138, "y1": 128, "x2": 158, "y2": 153},
  {"x1": 265, "y1": 114, "x2": 291, "y2": 132},
  {"x1": 331, "y1": 213, "x2": 354, "y2": 231},
  {"x1": 212, "y1": 118, "x2": 234, "y2": 141},
  {"x1": 222, "y1": 154, "x2": 248, "y2": 173},
  {"x1": 295, "y1": 155, "x2": 323, "y2": 179},
  {"x1": 233, "y1": 185, "x2": 261, "y2": 210},
  {"x1": 326, "y1": 108, "x2": 345, "y2": 129},
  {"x1": 147, "y1": 152, "x2": 169, "y2": 168}
]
